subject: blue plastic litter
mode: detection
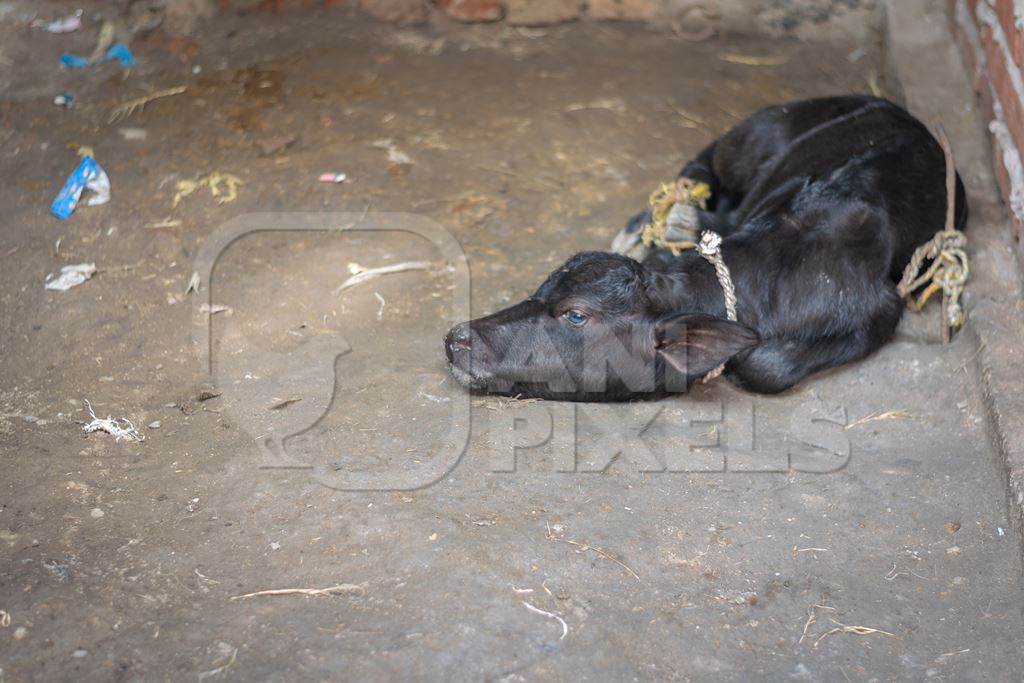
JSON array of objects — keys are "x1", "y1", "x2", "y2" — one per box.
[
  {"x1": 50, "y1": 156, "x2": 111, "y2": 220},
  {"x1": 59, "y1": 42, "x2": 136, "y2": 68}
]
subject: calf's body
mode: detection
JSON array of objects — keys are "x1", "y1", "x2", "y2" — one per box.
[{"x1": 445, "y1": 95, "x2": 968, "y2": 400}]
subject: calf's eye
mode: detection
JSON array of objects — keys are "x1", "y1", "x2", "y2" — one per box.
[{"x1": 562, "y1": 310, "x2": 588, "y2": 327}]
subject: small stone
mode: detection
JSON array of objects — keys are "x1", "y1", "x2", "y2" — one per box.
[
  {"x1": 505, "y1": 0, "x2": 580, "y2": 25},
  {"x1": 944, "y1": 521, "x2": 961, "y2": 534},
  {"x1": 358, "y1": 0, "x2": 430, "y2": 24},
  {"x1": 438, "y1": 0, "x2": 504, "y2": 22},
  {"x1": 946, "y1": 546, "x2": 961, "y2": 556},
  {"x1": 13, "y1": 626, "x2": 27, "y2": 640},
  {"x1": 148, "y1": 421, "x2": 162, "y2": 429},
  {"x1": 72, "y1": 649, "x2": 88, "y2": 658},
  {"x1": 90, "y1": 508, "x2": 105, "y2": 519},
  {"x1": 269, "y1": 542, "x2": 281, "y2": 551}
]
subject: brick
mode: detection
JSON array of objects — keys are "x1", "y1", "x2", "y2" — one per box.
[
  {"x1": 437, "y1": 0, "x2": 504, "y2": 22},
  {"x1": 994, "y1": 0, "x2": 1024, "y2": 74},
  {"x1": 977, "y1": 9, "x2": 1024, "y2": 162}
]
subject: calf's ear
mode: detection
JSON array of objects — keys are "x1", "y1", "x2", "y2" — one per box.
[{"x1": 654, "y1": 313, "x2": 759, "y2": 378}]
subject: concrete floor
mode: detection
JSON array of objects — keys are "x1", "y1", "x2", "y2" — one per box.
[{"x1": 1, "y1": 4, "x2": 1022, "y2": 680}]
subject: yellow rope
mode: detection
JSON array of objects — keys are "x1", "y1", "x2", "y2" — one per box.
[
  {"x1": 640, "y1": 177, "x2": 711, "y2": 255},
  {"x1": 896, "y1": 126, "x2": 968, "y2": 344}
]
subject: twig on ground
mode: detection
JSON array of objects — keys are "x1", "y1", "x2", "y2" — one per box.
[
  {"x1": 813, "y1": 618, "x2": 897, "y2": 649},
  {"x1": 719, "y1": 53, "x2": 788, "y2": 66},
  {"x1": 844, "y1": 409, "x2": 911, "y2": 430},
  {"x1": 109, "y1": 85, "x2": 187, "y2": 123},
  {"x1": 230, "y1": 584, "x2": 363, "y2": 600},
  {"x1": 799, "y1": 604, "x2": 835, "y2": 644},
  {"x1": 334, "y1": 261, "x2": 430, "y2": 294},
  {"x1": 521, "y1": 600, "x2": 568, "y2": 640},
  {"x1": 546, "y1": 524, "x2": 641, "y2": 582}
]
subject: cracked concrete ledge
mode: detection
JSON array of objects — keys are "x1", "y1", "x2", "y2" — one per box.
[{"x1": 885, "y1": 0, "x2": 1024, "y2": 544}]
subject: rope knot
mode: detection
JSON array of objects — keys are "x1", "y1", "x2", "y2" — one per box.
[
  {"x1": 895, "y1": 125, "x2": 969, "y2": 344},
  {"x1": 698, "y1": 230, "x2": 722, "y2": 256}
]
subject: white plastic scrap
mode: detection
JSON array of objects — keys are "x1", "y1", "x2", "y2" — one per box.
[
  {"x1": 32, "y1": 9, "x2": 83, "y2": 33},
  {"x1": 44, "y1": 263, "x2": 96, "y2": 291},
  {"x1": 82, "y1": 400, "x2": 144, "y2": 442}
]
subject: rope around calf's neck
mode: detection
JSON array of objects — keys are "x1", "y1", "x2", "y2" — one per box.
[{"x1": 696, "y1": 230, "x2": 737, "y2": 383}]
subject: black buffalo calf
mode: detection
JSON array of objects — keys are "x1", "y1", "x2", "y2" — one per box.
[{"x1": 444, "y1": 95, "x2": 968, "y2": 400}]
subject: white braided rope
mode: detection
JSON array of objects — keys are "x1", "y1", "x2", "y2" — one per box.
[{"x1": 697, "y1": 231, "x2": 737, "y2": 383}]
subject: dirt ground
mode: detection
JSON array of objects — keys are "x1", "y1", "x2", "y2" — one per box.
[{"x1": 2, "y1": 3, "x2": 1023, "y2": 681}]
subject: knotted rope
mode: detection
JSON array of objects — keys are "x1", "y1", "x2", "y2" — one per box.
[
  {"x1": 640, "y1": 176, "x2": 734, "y2": 383},
  {"x1": 896, "y1": 126, "x2": 969, "y2": 343},
  {"x1": 696, "y1": 230, "x2": 737, "y2": 383},
  {"x1": 640, "y1": 177, "x2": 712, "y2": 254}
]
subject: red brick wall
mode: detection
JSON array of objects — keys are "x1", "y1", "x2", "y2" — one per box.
[{"x1": 948, "y1": 0, "x2": 1024, "y2": 251}]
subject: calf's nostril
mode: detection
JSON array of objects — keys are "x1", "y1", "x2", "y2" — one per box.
[{"x1": 445, "y1": 323, "x2": 473, "y2": 359}]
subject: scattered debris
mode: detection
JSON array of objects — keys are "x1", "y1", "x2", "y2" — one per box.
[
  {"x1": 53, "y1": 92, "x2": 75, "y2": 109},
  {"x1": 45, "y1": 263, "x2": 96, "y2": 291},
  {"x1": 198, "y1": 644, "x2": 237, "y2": 682},
  {"x1": 0, "y1": 610, "x2": 10, "y2": 628},
  {"x1": 799, "y1": 604, "x2": 835, "y2": 644},
  {"x1": 199, "y1": 303, "x2": 232, "y2": 316},
  {"x1": 813, "y1": 618, "x2": 897, "y2": 649},
  {"x1": 173, "y1": 172, "x2": 242, "y2": 208},
  {"x1": 90, "y1": 507, "x2": 104, "y2": 519},
  {"x1": 374, "y1": 292, "x2": 386, "y2": 319},
  {"x1": 868, "y1": 70, "x2": 883, "y2": 97},
  {"x1": 82, "y1": 399, "x2": 144, "y2": 442},
  {"x1": 545, "y1": 524, "x2": 640, "y2": 582},
  {"x1": 61, "y1": 43, "x2": 136, "y2": 69},
  {"x1": 521, "y1": 600, "x2": 568, "y2": 640},
  {"x1": 318, "y1": 172, "x2": 351, "y2": 184},
  {"x1": 335, "y1": 261, "x2": 430, "y2": 294},
  {"x1": 32, "y1": 10, "x2": 83, "y2": 34},
  {"x1": 186, "y1": 272, "x2": 201, "y2": 294},
  {"x1": 935, "y1": 649, "x2": 971, "y2": 663},
  {"x1": 944, "y1": 521, "x2": 961, "y2": 535},
  {"x1": 564, "y1": 98, "x2": 627, "y2": 114},
  {"x1": 844, "y1": 409, "x2": 911, "y2": 430},
  {"x1": 718, "y1": 53, "x2": 788, "y2": 66},
  {"x1": 13, "y1": 626, "x2": 27, "y2": 640},
  {"x1": 372, "y1": 137, "x2": 411, "y2": 165},
  {"x1": 108, "y1": 85, "x2": 187, "y2": 123},
  {"x1": 146, "y1": 218, "x2": 182, "y2": 229},
  {"x1": 119, "y1": 128, "x2": 148, "y2": 141},
  {"x1": 946, "y1": 546, "x2": 962, "y2": 556},
  {"x1": 269, "y1": 397, "x2": 302, "y2": 410},
  {"x1": 230, "y1": 584, "x2": 364, "y2": 600},
  {"x1": 51, "y1": 156, "x2": 110, "y2": 219},
  {"x1": 148, "y1": 420, "x2": 161, "y2": 429}
]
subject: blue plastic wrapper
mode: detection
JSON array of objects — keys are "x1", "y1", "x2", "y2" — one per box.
[
  {"x1": 59, "y1": 42, "x2": 136, "y2": 68},
  {"x1": 50, "y1": 156, "x2": 111, "y2": 220}
]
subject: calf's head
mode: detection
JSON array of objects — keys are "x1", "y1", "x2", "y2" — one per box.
[{"x1": 444, "y1": 251, "x2": 758, "y2": 401}]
